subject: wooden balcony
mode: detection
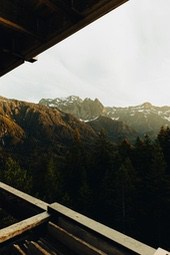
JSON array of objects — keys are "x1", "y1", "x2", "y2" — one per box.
[{"x1": 0, "y1": 182, "x2": 169, "y2": 255}]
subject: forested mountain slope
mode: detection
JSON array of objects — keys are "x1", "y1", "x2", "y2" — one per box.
[
  {"x1": 87, "y1": 115, "x2": 137, "y2": 142},
  {"x1": 0, "y1": 96, "x2": 96, "y2": 149}
]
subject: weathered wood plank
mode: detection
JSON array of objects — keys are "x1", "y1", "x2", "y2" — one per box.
[
  {"x1": 37, "y1": 240, "x2": 58, "y2": 255},
  {"x1": 154, "y1": 248, "x2": 170, "y2": 255},
  {"x1": 0, "y1": 0, "x2": 43, "y2": 37},
  {"x1": 13, "y1": 244, "x2": 27, "y2": 255},
  {"x1": 0, "y1": 182, "x2": 49, "y2": 211},
  {"x1": 49, "y1": 203, "x2": 156, "y2": 255},
  {"x1": 0, "y1": 17, "x2": 39, "y2": 40},
  {"x1": 0, "y1": 212, "x2": 50, "y2": 243},
  {"x1": 48, "y1": 221, "x2": 107, "y2": 255},
  {"x1": 57, "y1": 217, "x2": 125, "y2": 255},
  {"x1": 39, "y1": 0, "x2": 82, "y2": 21},
  {"x1": 27, "y1": 241, "x2": 52, "y2": 255}
]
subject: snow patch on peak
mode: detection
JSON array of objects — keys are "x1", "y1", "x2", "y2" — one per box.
[
  {"x1": 111, "y1": 117, "x2": 119, "y2": 121},
  {"x1": 141, "y1": 102, "x2": 152, "y2": 108},
  {"x1": 83, "y1": 116, "x2": 99, "y2": 123},
  {"x1": 66, "y1": 95, "x2": 82, "y2": 102},
  {"x1": 164, "y1": 116, "x2": 170, "y2": 122}
]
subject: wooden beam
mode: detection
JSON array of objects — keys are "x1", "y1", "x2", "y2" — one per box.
[
  {"x1": 0, "y1": 182, "x2": 48, "y2": 211},
  {"x1": 0, "y1": 17, "x2": 42, "y2": 42},
  {"x1": 0, "y1": 17, "x2": 33, "y2": 36},
  {"x1": 38, "y1": 0, "x2": 82, "y2": 22},
  {"x1": 0, "y1": 212, "x2": 50, "y2": 243},
  {"x1": 48, "y1": 222, "x2": 107, "y2": 255},
  {"x1": 13, "y1": 244, "x2": 27, "y2": 255},
  {"x1": 2, "y1": 48, "x2": 24, "y2": 61},
  {"x1": 1, "y1": 0, "x2": 128, "y2": 76},
  {"x1": 2, "y1": 48, "x2": 38, "y2": 63},
  {"x1": 25, "y1": 0, "x2": 129, "y2": 61},
  {"x1": 0, "y1": 0, "x2": 44, "y2": 41},
  {"x1": 26, "y1": 241, "x2": 52, "y2": 255},
  {"x1": 0, "y1": 58, "x2": 24, "y2": 77},
  {"x1": 49, "y1": 203, "x2": 156, "y2": 255}
]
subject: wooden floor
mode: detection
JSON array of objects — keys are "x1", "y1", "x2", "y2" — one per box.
[{"x1": 0, "y1": 221, "x2": 79, "y2": 255}]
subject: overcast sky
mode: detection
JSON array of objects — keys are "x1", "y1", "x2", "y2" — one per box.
[{"x1": 1, "y1": 0, "x2": 170, "y2": 107}]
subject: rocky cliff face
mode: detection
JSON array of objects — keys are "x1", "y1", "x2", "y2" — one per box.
[
  {"x1": 105, "y1": 102, "x2": 170, "y2": 136},
  {"x1": 39, "y1": 97, "x2": 170, "y2": 137},
  {"x1": 39, "y1": 96, "x2": 104, "y2": 121}
]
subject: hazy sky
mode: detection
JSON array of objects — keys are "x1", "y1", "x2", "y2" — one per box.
[{"x1": 1, "y1": 0, "x2": 170, "y2": 107}]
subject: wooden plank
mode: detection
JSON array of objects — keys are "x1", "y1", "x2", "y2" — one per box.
[
  {"x1": 49, "y1": 203, "x2": 156, "y2": 255},
  {"x1": 39, "y1": 0, "x2": 82, "y2": 21},
  {"x1": 0, "y1": 17, "x2": 38, "y2": 39},
  {"x1": 37, "y1": 240, "x2": 58, "y2": 255},
  {"x1": 27, "y1": 241, "x2": 52, "y2": 255},
  {"x1": 0, "y1": 212, "x2": 50, "y2": 243},
  {"x1": 154, "y1": 248, "x2": 170, "y2": 255},
  {"x1": 25, "y1": 0, "x2": 129, "y2": 61},
  {"x1": 13, "y1": 244, "x2": 27, "y2": 255},
  {"x1": 0, "y1": 0, "x2": 41, "y2": 36},
  {"x1": 48, "y1": 222, "x2": 107, "y2": 255},
  {"x1": 57, "y1": 217, "x2": 126, "y2": 255},
  {"x1": 0, "y1": 182, "x2": 49, "y2": 211}
]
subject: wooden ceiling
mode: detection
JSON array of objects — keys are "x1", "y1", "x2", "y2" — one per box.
[{"x1": 0, "y1": 0, "x2": 128, "y2": 77}]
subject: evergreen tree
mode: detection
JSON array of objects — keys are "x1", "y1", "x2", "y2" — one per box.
[
  {"x1": 132, "y1": 134, "x2": 153, "y2": 179},
  {"x1": 87, "y1": 130, "x2": 115, "y2": 220},
  {"x1": 157, "y1": 126, "x2": 170, "y2": 173},
  {"x1": 0, "y1": 157, "x2": 32, "y2": 193},
  {"x1": 60, "y1": 135, "x2": 88, "y2": 210},
  {"x1": 146, "y1": 141, "x2": 170, "y2": 246},
  {"x1": 44, "y1": 156, "x2": 63, "y2": 203},
  {"x1": 100, "y1": 150, "x2": 120, "y2": 227},
  {"x1": 118, "y1": 139, "x2": 131, "y2": 160},
  {"x1": 114, "y1": 157, "x2": 137, "y2": 234}
]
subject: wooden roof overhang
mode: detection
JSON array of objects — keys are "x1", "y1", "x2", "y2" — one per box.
[{"x1": 0, "y1": 0, "x2": 128, "y2": 77}]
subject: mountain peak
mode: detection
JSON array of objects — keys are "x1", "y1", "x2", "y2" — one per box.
[
  {"x1": 66, "y1": 95, "x2": 82, "y2": 102},
  {"x1": 39, "y1": 96, "x2": 104, "y2": 121},
  {"x1": 39, "y1": 96, "x2": 170, "y2": 137},
  {"x1": 141, "y1": 102, "x2": 152, "y2": 108}
]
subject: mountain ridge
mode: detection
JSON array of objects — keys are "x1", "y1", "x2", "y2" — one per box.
[
  {"x1": 0, "y1": 97, "x2": 96, "y2": 149},
  {"x1": 0, "y1": 96, "x2": 139, "y2": 147},
  {"x1": 39, "y1": 96, "x2": 170, "y2": 137}
]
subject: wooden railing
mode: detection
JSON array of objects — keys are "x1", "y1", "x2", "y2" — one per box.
[{"x1": 0, "y1": 182, "x2": 169, "y2": 255}]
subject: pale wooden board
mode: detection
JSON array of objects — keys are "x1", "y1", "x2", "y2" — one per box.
[
  {"x1": 154, "y1": 248, "x2": 170, "y2": 255},
  {"x1": 0, "y1": 182, "x2": 49, "y2": 210},
  {"x1": 49, "y1": 203, "x2": 156, "y2": 255},
  {"x1": 0, "y1": 212, "x2": 50, "y2": 243}
]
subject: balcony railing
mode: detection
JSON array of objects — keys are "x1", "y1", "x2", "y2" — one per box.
[{"x1": 0, "y1": 182, "x2": 169, "y2": 255}]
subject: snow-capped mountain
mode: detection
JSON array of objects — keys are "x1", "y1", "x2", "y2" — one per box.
[
  {"x1": 105, "y1": 102, "x2": 170, "y2": 136},
  {"x1": 39, "y1": 96, "x2": 104, "y2": 121},
  {"x1": 40, "y1": 96, "x2": 83, "y2": 107},
  {"x1": 39, "y1": 97, "x2": 170, "y2": 137}
]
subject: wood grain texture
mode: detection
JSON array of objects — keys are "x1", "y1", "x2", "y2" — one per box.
[{"x1": 0, "y1": 212, "x2": 50, "y2": 243}]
